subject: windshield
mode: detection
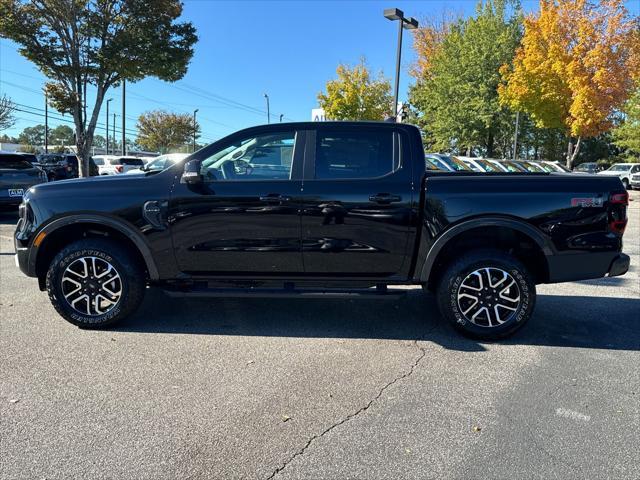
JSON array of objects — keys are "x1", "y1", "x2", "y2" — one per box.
[
  {"x1": 38, "y1": 154, "x2": 65, "y2": 164},
  {"x1": 439, "y1": 155, "x2": 472, "y2": 171},
  {"x1": 425, "y1": 156, "x2": 445, "y2": 171},
  {"x1": 497, "y1": 161, "x2": 526, "y2": 172},
  {"x1": 0, "y1": 154, "x2": 34, "y2": 170},
  {"x1": 475, "y1": 159, "x2": 501, "y2": 172},
  {"x1": 519, "y1": 161, "x2": 545, "y2": 172},
  {"x1": 607, "y1": 164, "x2": 632, "y2": 172}
]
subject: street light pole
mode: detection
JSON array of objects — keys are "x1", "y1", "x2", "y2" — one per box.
[
  {"x1": 264, "y1": 93, "x2": 270, "y2": 124},
  {"x1": 121, "y1": 80, "x2": 126, "y2": 155},
  {"x1": 512, "y1": 111, "x2": 520, "y2": 161},
  {"x1": 383, "y1": 8, "x2": 418, "y2": 118},
  {"x1": 44, "y1": 92, "x2": 48, "y2": 153},
  {"x1": 106, "y1": 98, "x2": 112, "y2": 154},
  {"x1": 112, "y1": 113, "x2": 116, "y2": 152},
  {"x1": 193, "y1": 109, "x2": 199, "y2": 153},
  {"x1": 279, "y1": 114, "x2": 284, "y2": 123}
]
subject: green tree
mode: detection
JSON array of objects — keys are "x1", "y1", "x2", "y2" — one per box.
[
  {"x1": 318, "y1": 59, "x2": 393, "y2": 121},
  {"x1": 0, "y1": 133, "x2": 18, "y2": 143},
  {"x1": 93, "y1": 134, "x2": 106, "y2": 148},
  {"x1": 17, "y1": 124, "x2": 46, "y2": 146},
  {"x1": 0, "y1": 0, "x2": 197, "y2": 176},
  {"x1": 612, "y1": 88, "x2": 640, "y2": 158},
  {"x1": 0, "y1": 94, "x2": 16, "y2": 130},
  {"x1": 410, "y1": 0, "x2": 522, "y2": 156},
  {"x1": 136, "y1": 110, "x2": 200, "y2": 153},
  {"x1": 49, "y1": 125, "x2": 74, "y2": 145}
]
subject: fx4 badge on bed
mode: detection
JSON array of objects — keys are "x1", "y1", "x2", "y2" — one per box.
[{"x1": 571, "y1": 197, "x2": 604, "y2": 207}]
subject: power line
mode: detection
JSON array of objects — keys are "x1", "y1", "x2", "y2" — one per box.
[{"x1": 2, "y1": 74, "x2": 222, "y2": 142}]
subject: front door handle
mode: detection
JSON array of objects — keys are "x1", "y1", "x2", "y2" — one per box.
[
  {"x1": 369, "y1": 193, "x2": 402, "y2": 204},
  {"x1": 259, "y1": 194, "x2": 292, "y2": 203}
]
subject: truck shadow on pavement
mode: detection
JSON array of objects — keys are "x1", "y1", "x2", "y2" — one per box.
[{"x1": 115, "y1": 289, "x2": 640, "y2": 352}]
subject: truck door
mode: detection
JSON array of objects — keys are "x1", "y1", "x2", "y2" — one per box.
[
  {"x1": 168, "y1": 127, "x2": 305, "y2": 275},
  {"x1": 299, "y1": 125, "x2": 414, "y2": 278}
]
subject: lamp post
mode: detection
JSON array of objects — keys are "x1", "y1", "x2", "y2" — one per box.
[
  {"x1": 193, "y1": 109, "x2": 199, "y2": 152},
  {"x1": 263, "y1": 93, "x2": 270, "y2": 124},
  {"x1": 112, "y1": 113, "x2": 116, "y2": 152},
  {"x1": 279, "y1": 114, "x2": 284, "y2": 123},
  {"x1": 106, "y1": 98, "x2": 112, "y2": 154},
  {"x1": 44, "y1": 92, "x2": 48, "y2": 153},
  {"x1": 383, "y1": 8, "x2": 418, "y2": 118},
  {"x1": 121, "y1": 79, "x2": 126, "y2": 155}
]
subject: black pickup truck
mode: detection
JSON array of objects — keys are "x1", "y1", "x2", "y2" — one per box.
[{"x1": 14, "y1": 122, "x2": 630, "y2": 339}]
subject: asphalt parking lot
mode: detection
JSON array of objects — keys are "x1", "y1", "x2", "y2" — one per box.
[{"x1": 1, "y1": 191, "x2": 638, "y2": 480}]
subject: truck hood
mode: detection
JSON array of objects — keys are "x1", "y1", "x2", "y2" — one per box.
[{"x1": 28, "y1": 172, "x2": 156, "y2": 196}]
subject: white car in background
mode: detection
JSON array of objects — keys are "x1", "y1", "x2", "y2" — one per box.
[
  {"x1": 92, "y1": 155, "x2": 145, "y2": 175},
  {"x1": 597, "y1": 163, "x2": 640, "y2": 190},
  {"x1": 125, "y1": 153, "x2": 190, "y2": 174}
]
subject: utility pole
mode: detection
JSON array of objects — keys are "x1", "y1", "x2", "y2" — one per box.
[
  {"x1": 113, "y1": 113, "x2": 116, "y2": 152},
  {"x1": 44, "y1": 92, "x2": 48, "y2": 153},
  {"x1": 121, "y1": 80, "x2": 126, "y2": 155},
  {"x1": 193, "y1": 109, "x2": 199, "y2": 153},
  {"x1": 263, "y1": 93, "x2": 270, "y2": 124},
  {"x1": 384, "y1": 9, "x2": 418, "y2": 118},
  {"x1": 106, "y1": 98, "x2": 112, "y2": 155},
  {"x1": 512, "y1": 111, "x2": 520, "y2": 161}
]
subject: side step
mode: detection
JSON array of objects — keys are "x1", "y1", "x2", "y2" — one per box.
[{"x1": 162, "y1": 285, "x2": 407, "y2": 299}]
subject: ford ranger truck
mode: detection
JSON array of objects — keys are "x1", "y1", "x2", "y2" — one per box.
[{"x1": 14, "y1": 122, "x2": 630, "y2": 339}]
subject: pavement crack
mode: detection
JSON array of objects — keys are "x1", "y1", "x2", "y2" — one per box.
[{"x1": 265, "y1": 340, "x2": 427, "y2": 480}]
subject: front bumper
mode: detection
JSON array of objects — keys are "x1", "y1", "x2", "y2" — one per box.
[
  {"x1": 15, "y1": 241, "x2": 31, "y2": 277},
  {"x1": 608, "y1": 253, "x2": 630, "y2": 277}
]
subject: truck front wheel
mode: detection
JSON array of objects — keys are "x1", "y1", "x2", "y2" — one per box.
[
  {"x1": 436, "y1": 249, "x2": 536, "y2": 340},
  {"x1": 46, "y1": 238, "x2": 146, "y2": 329}
]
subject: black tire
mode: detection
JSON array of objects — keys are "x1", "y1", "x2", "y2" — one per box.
[
  {"x1": 436, "y1": 249, "x2": 536, "y2": 340},
  {"x1": 46, "y1": 238, "x2": 145, "y2": 328}
]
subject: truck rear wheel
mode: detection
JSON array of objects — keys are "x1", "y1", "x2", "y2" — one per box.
[
  {"x1": 46, "y1": 238, "x2": 145, "y2": 329},
  {"x1": 436, "y1": 249, "x2": 536, "y2": 340}
]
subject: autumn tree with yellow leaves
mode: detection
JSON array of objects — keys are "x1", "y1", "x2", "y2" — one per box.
[
  {"x1": 499, "y1": 0, "x2": 639, "y2": 168},
  {"x1": 318, "y1": 59, "x2": 393, "y2": 121}
]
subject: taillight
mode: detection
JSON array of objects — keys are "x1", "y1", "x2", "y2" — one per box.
[
  {"x1": 115, "y1": 165, "x2": 123, "y2": 173},
  {"x1": 608, "y1": 191, "x2": 628, "y2": 235}
]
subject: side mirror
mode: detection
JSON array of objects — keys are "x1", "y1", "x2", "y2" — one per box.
[{"x1": 181, "y1": 159, "x2": 202, "y2": 184}]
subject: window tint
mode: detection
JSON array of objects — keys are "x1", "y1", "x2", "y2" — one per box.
[
  {"x1": 0, "y1": 154, "x2": 33, "y2": 170},
  {"x1": 315, "y1": 130, "x2": 395, "y2": 179},
  {"x1": 200, "y1": 131, "x2": 295, "y2": 181}
]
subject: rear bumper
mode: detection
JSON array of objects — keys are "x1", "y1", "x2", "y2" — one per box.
[
  {"x1": 547, "y1": 251, "x2": 629, "y2": 283},
  {"x1": 607, "y1": 253, "x2": 630, "y2": 277}
]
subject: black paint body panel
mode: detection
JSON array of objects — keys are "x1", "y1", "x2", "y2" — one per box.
[{"x1": 14, "y1": 122, "x2": 628, "y2": 287}]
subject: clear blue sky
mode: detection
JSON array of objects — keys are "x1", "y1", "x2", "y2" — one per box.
[{"x1": 1, "y1": 0, "x2": 638, "y2": 144}]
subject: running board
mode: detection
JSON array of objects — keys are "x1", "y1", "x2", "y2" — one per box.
[{"x1": 162, "y1": 285, "x2": 407, "y2": 299}]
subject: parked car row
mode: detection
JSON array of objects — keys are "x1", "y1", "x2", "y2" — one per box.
[
  {"x1": 425, "y1": 154, "x2": 570, "y2": 174},
  {"x1": 425, "y1": 153, "x2": 640, "y2": 189}
]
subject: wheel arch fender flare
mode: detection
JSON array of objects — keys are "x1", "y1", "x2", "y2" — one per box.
[
  {"x1": 33, "y1": 214, "x2": 160, "y2": 280},
  {"x1": 419, "y1": 217, "x2": 554, "y2": 282}
]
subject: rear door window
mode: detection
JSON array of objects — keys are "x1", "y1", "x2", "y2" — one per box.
[
  {"x1": 314, "y1": 129, "x2": 396, "y2": 180},
  {"x1": 0, "y1": 154, "x2": 33, "y2": 170}
]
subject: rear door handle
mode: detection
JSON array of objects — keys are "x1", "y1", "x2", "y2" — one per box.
[
  {"x1": 259, "y1": 194, "x2": 292, "y2": 203},
  {"x1": 369, "y1": 193, "x2": 402, "y2": 204}
]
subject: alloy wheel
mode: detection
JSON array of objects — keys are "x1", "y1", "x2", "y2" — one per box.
[
  {"x1": 61, "y1": 256, "x2": 122, "y2": 316},
  {"x1": 456, "y1": 267, "x2": 521, "y2": 327}
]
